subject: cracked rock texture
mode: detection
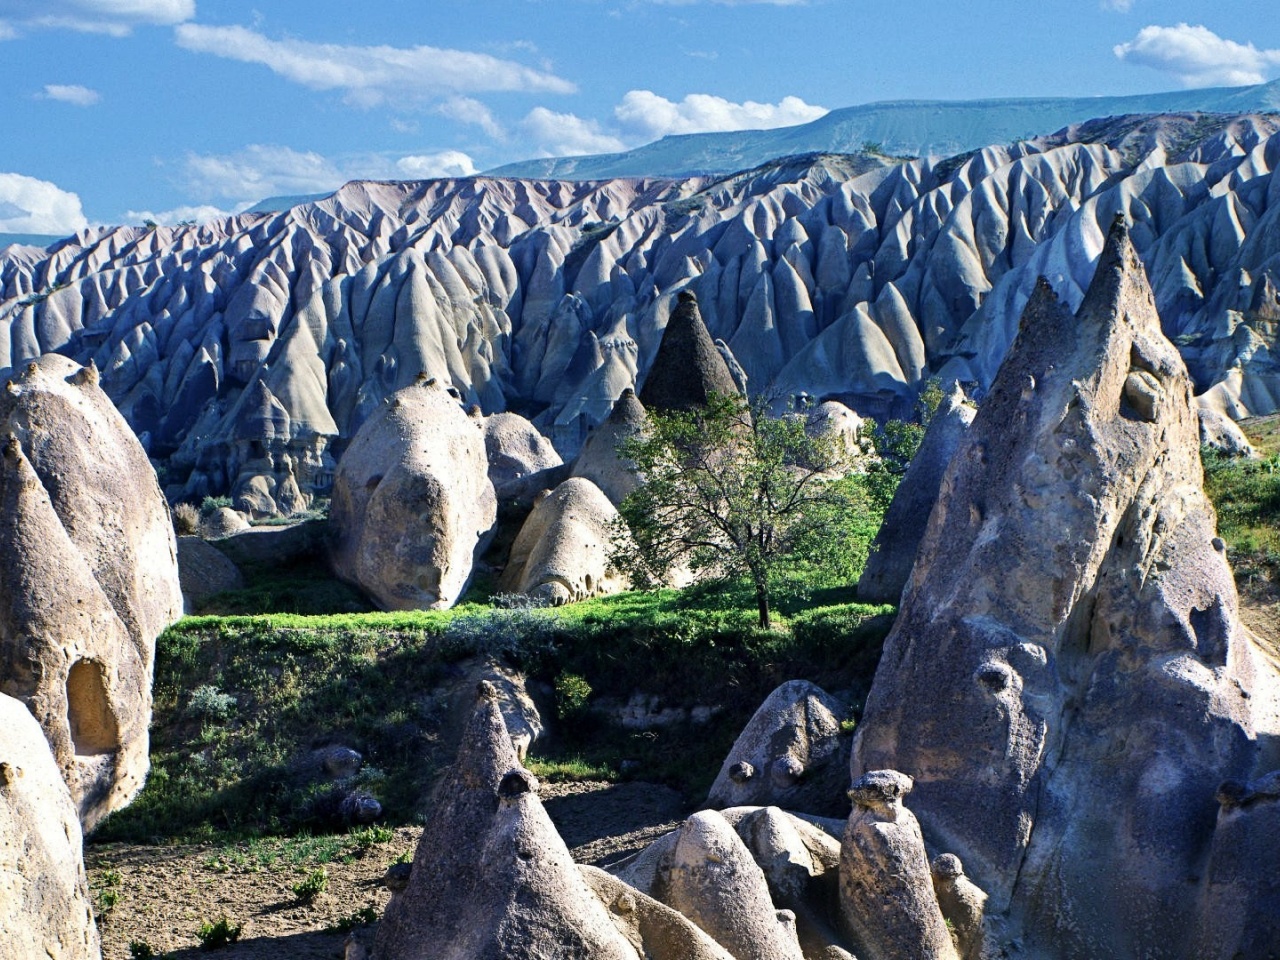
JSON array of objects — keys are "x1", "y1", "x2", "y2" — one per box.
[{"x1": 850, "y1": 220, "x2": 1280, "y2": 959}]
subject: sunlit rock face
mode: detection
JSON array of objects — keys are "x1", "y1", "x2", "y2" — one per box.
[
  {"x1": 2, "y1": 115, "x2": 1279, "y2": 513},
  {"x1": 850, "y1": 220, "x2": 1280, "y2": 959},
  {"x1": 0, "y1": 354, "x2": 182, "y2": 830}
]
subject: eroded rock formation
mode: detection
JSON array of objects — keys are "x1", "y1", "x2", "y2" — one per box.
[
  {"x1": 850, "y1": 220, "x2": 1280, "y2": 958},
  {"x1": 0, "y1": 693, "x2": 100, "y2": 960},
  {"x1": 707, "y1": 680, "x2": 852, "y2": 818},
  {"x1": 857, "y1": 382, "x2": 975, "y2": 604},
  {"x1": 498, "y1": 477, "x2": 627, "y2": 605},
  {"x1": 329, "y1": 378, "x2": 496, "y2": 609},
  {"x1": 639, "y1": 291, "x2": 742, "y2": 413},
  {"x1": 0, "y1": 354, "x2": 182, "y2": 828}
]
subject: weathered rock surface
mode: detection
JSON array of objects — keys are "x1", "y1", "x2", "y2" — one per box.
[
  {"x1": 374, "y1": 682, "x2": 639, "y2": 960},
  {"x1": 0, "y1": 693, "x2": 100, "y2": 960},
  {"x1": 498, "y1": 477, "x2": 627, "y2": 605},
  {"x1": 639, "y1": 291, "x2": 742, "y2": 413},
  {"x1": 571, "y1": 387, "x2": 646, "y2": 505},
  {"x1": 707, "y1": 680, "x2": 851, "y2": 818},
  {"x1": 329, "y1": 379, "x2": 496, "y2": 609},
  {"x1": 482, "y1": 410, "x2": 563, "y2": 501},
  {"x1": 661, "y1": 810, "x2": 805, "y2": 960},
  {"x1": 850, "y1": 221, "x2": 1280, "y2": 958},
  {"x1": 200, "y1": 506, "x2": 250, "y2": 539},
  {"x1": 581, "y1": 865, "x2": 737, "y2": 960},
  {"x1": 1197, "y1": 404, "x2": 1257, "y2": 458},
  {"x1": 840, "y1": 771, "x2": 957, "y2": 960},
  {"x1": 930, "y1": 854, "x2": 988, "y2": 960},
  {"x1": 0, "y1": 354, "x2": 182, "y2": 828},
  {"x1": 176, "y1": 536, "x2": 245, "y2": 612},
  {"x1": 2, "y1": 117, "x2": 1279, "y2": 508},
  {"x1": 857, "y1": 382, "x2": 975, "y2": 604}
]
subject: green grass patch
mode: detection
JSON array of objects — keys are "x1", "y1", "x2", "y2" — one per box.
[{"x1": 93, "y1": 557, "x2": 893, "y2": 845}]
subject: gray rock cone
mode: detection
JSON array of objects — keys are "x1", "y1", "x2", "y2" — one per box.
[
  {"x1": 374, "y1": 682, "x2": 639, "y2": 960},
  {"x1": 639, "y1": 291, "x2": 741, "y2": 413},
  {"x1": 850, "y1": 218, "x2": 1280, "y2": 958},
  {"x1": 857, "y1": 381, "x2": 975, "y2": 604}
]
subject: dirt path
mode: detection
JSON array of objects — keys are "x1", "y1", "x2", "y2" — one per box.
[{"x1": 87, "y1": 781, "x2": 688, "y2": 960}]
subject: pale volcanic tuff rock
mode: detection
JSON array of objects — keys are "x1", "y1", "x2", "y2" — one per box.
[
  {"x1": 329, "y1": 378, "x2": 496, "y2": 610},
  {"x1": 857, "y1": 381, "x2": 976, "y2": 604},
  {"x1": 481, "y1": 410, "x2": 564, "y2": 501},
  {"x1": 0, "y1": 354, "x2": 182, "y2": 829},
  {"x1": 850, "y1": 220, "x2": 1280, "y2": 958},
  {"x1": 707, "y1": 680, "x2": 852, "y2": 818},
  {"x1": 571, "y1": 387, "x2": 646, "y2": 505},
  {"x1": 0, "y1": 693, "x2": 100, "y2": 960},
  {"x1": 497, "y1": 477, "x2": 627, "y2": 605},
  {"x1": 7, "y1": 117, "x2": 1280, "y2": 511}
]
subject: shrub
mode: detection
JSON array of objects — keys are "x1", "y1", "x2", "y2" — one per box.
[
  {"x1": 172, "y1": 502, "x2": 200, "y2": 536},
  {"x1": 325, "y1": 906, "x2": 378, "y2": 934},
  {"x1": 292, "y1": 866, "x2": 329, "y2": 903},
  {"x1": 186, "y1": 685, "x2": 237, "y2": 722},
  {"x1": 195, "y1": 917, "x2": 242, "y2": 950},
  {"x1": 199, "y1": 496, "x2": 233, "y2": 518},
  {"x1": 554, "y1": 672, "x2": 593, "y2": 720}
]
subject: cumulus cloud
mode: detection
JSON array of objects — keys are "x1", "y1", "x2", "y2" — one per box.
[
  {"x1": 174, "y1": 24, "x2": 576, "y2": 107},
  {"x1": 614, "y1": 90, "x2": 827, "y2": 140},
  {"x1": 396, "y1": 151, "x2": 478, "y2": 179},
  {"x1": 1114, "y1": 23, "x2": 1280, "y2": 87},
  {"x1": 435, "y1": 96, "x2": 505, "y2": 139},
  {"x1": 0, "y1": 0, "x2": 194, "y2": 36},
  {"x1": 122, "y1": 203, "x2": 245, "y2": 226},
  {"x1": 520, "y1": 107, "x2": 629, "y2": 157},
  {"x1": 42, "y1": 83, "x2": 100, "y2": 106},
  {"x1": 180, "y1": 143, "x2": 481, "y2": 205},
  {"x1": 0, "y1": 172, "x2": 88, "y2": 234}
]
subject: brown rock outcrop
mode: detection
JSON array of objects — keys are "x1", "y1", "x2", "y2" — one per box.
[
  {"x1": 329, "y1": 379, "x2": 496, "y2": 610},
  {"x1": 0, "y1": 354, "x2": 182, "y2": 828},
  {"x1": 639, "y1": 291, "x2": 741, "y2": 413},
  {"x1": 0, "y1": 692, "x2": 100, "y2": 960},
  {"x1": 850, "y1": 220, "x2": 1280, "y2": 958}
]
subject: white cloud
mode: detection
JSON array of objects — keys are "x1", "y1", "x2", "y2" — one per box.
[
  {"x1": 614, "y1": 90, "x2": 827, "y2": 140},
  {"x1": 42, "y1": 83, "x2": 100, "y2": 106},
  {"x1": 520, "y1": 107, "x2": 629, "y2": 157},
  {"x1": 1101, "y1": 0, "x2": 1135, "y2": 10},
  {"x1": 183, "y1": 145, "x2": 348, "y2": 202},
  {"x1": 1114, "y1": 23, "x2": 1280, "y2": 87},
  {"x1": 0, "y1": 21, "x2": 16, "y2": 39},
  {"x1": 0, "y1": 172, "x2": 88, "y2": 234},
  {"x1": 649, "y1": 1, "x2": 809, "y2": 6},
  {"x1": 395, "y1": 151, "x2": 477, "y2": 179},
  {"x1": 174, "y1": 24, "x2": 576, "y2": 106},
  {"x1": 122, "y1": 202, "x2": 245, "y2": 226},
  {"x1": 180, "y1": 144, "x2": 480, "y2": 205},
  {"x1": 0, "y1": 0, "x2": 194, "y2": 36},
  {"x1": 435, "y1": 96, "x2": 504, "y2": 139}
]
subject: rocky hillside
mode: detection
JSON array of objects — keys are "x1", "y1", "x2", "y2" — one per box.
[{"x1": 1, "y1": 113, "x2": 1279, "y2": 513}]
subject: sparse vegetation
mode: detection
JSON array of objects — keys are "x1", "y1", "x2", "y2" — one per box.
[
  {"x1": 291, "y1": 866, "x2": 329, "y2": 903},
  {"x1": 325, "y1": 906, "x2": 379, "y2": 934},
  {"x1": 195, "y1": 916, "x2": 242, "y2": 951},
  {"x1": 1202, "y1": 415, "x2": 1280, "y2": 587},
  {"x1": 172, "y1": 501, "x2": 200, "y2": 536}
]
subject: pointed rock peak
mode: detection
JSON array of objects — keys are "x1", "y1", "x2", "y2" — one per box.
[
  {"x1": 639, "y1": 291, "x2": 740, "y2": 414},
  {"x1": 609, "y1": 387, "x2": 646, "y2": 427},
  {"x1": 455, "y1": 684, "x2": 522, "y2": 791},
  {"x1": 1078, "y1": 215, "x2": 1155, "y2": 330}
]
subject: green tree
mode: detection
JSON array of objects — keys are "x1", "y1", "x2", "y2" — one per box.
[{"x1": 610, "y1": 392, "x2": 869, "y2": 629}]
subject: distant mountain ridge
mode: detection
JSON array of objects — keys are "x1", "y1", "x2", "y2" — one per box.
[{"x1": 490, "y1": 80, "x2": 1280, "y2": 180}]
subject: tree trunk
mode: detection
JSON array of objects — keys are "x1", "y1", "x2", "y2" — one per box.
[{"x1": 754, "y1": 578, "x2": 771, "y2": 630}]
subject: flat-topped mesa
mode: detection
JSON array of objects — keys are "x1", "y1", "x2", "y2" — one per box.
[
  {"x1": 639, "y1": 292, "x2": 742, "y2": 413},
  {"x1": 850, "y1": 219, "x2": 1280, "y2": 958}
]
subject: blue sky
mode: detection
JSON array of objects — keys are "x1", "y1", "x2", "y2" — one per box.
[{"x1": 1, "y1": 0, "x2": 1279, "y2": 231}]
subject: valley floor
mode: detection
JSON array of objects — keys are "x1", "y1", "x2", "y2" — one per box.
[{"x1": 87, "y1": 780, "x2": 685, "y2": 960}]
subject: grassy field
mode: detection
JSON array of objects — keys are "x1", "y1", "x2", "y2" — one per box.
[
  {"x1": 92, "y1": 567, "x2": 892, "y2": 846},
  {"x1": 1203, "y1": 414, "x2": 1280, "y2": 582}
]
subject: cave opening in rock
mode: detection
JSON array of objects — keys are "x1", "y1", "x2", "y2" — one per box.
[{"x1": 66, "y1": 659, "x2": 118, "y2": 757}]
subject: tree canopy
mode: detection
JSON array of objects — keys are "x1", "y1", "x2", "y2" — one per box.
[{"x1": 610, "y1": 391, "x2": 874, "y2": 629}]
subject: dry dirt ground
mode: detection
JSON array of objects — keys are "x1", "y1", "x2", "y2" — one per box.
[{"x1": 86, "y1": 780, "x2": 687, "y2": 960}]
